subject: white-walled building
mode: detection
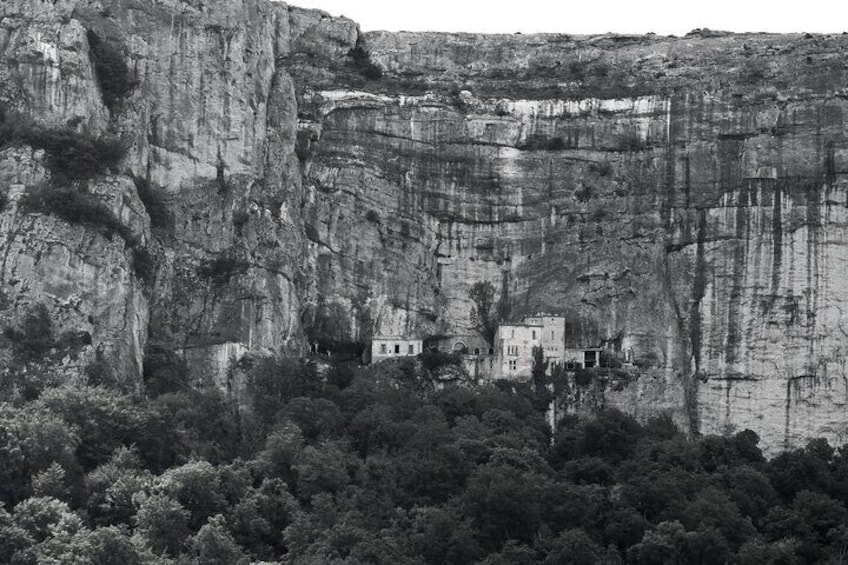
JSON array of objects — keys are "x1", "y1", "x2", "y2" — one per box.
[
  {"x1": 371, "y1": 336, "x2": 423, "y2": 362},
  {"x1": 496, "y1": 314, "x2": 566, "y2": 379}
]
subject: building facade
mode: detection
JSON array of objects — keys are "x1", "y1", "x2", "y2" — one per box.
[
  {"x1": 371, "y1": 336, "x2": 423, "y2": 362},
  {"x1": 496, "y1": 314, "x2": 567, "y2": 380}
]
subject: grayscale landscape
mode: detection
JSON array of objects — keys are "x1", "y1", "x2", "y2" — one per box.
[{"x1": 1, "y1": 0, "x2": 848, "y2": 563}]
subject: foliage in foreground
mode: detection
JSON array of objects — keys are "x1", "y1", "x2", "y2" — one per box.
[{"x1": 1, "y1": 355, "x2": 848, "y2": 564}]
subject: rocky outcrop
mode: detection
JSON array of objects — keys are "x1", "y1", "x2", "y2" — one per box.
[
  {"x1": 2, "y1": 0, "x2": 848, "y2": 452},
  {"x1": 296, "y1": 32, "x2": 848, "y2": 453}
]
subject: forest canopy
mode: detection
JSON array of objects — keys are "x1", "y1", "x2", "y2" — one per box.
[{"x1": 1, "y1": 355, "x2": 848, "y2": 564}]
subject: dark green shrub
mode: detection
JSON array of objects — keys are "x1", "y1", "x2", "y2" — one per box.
[
  {"x1": 518, "y1": 134, "x2": 569, "y2": 151},
  {"x1": 574, "y1": 368, "x2": 594, "y2": 387},
  {"x1": 3, "y1": 303, "x2": 54, "y2": 361},
  {"x1": 574, "y1": 184, "x2": 593, "y2": 203},
  {"x1": 232, "y1": 210, "x2": 249, "y2": 235},
  {"x1": 20, "y1": 185, "x2": 132, "y2": 242},
  {"x1": 197, "y1": 253, "x2": 250, "y2": 285},
  {"x1": 133, "y1": 247, "x2": 157, "y2": 284},
  {"x1": 326, "y1": 362, "x2": 356, "y2": 390},
  {"x1": 364, "y1": 209, "x2": 380, "y2": 224},
  {"x1": 86, "y1": 30, "x2": 134, "y2": 111},
  {"x1": 348, "y1": 41, "x2": 383, "y2": 80},
  {"x1": 0, "y1": 110, "x2": 125, "y2": 184},
  {"x1": 588, "y1": 161, "x2": 613, "y2": 177},
  {"x1": 143, "y1": 344, "x2": 190, "y2": 397},
  {"x1": 418, "y1": 349, "x2": 463, "y2": 371}
]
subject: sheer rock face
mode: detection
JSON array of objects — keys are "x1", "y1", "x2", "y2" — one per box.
[{"x1": 2, "y1": 0, "x2": 848, "y2": 452}]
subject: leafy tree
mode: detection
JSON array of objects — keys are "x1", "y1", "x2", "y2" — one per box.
[
  {"x1": 404, "y1": 506, "x2": 483, "y2": 565},
  {"x1": 185, "y1": 514, "x2": 249, "y2": 565},
  {"x1": 31, "y1": 463, "x2": 70, "y2": 502},
  {"x1": 0, "y1": 506, "x2": 34, "y2": 565},
  {"x1": 736, "y1": 538, "x2": 801, "y2": 565},
  {"x1": 0, "y1": 404, "x2": 79, "y2": 506},
  {"x1": 156, "y1": 460, "x2": 226, "y2": 530},
  {"x1": 13, "y1": 497, "x2": 83, "y2": 544},
  {"x1": 84, "y1": 448, "x2": 153, "y2": 527},
  {"x1": 227, "y1": 478, "x2": 297, "y2": 560},
  {"x1": 469, "y1": 281, "x2": 498, "y2": 345},
  {"x1": 133, "y1": 493, "x2": 190, "y2": 557},
  {"x1": 552, "y1": 408, "x2": 642, "y2": 464},
  {"x1": 292, "y1": 442, "x2": 355, "y2": 503},
  {"x1": 541, "y1": 528, "x2": 608, "y2": 565}
]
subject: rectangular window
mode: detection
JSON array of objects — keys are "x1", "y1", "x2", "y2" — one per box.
[
  {"x1": 408, "y1": 344, "x2": 414, "y2": 354},
  {"x1": 552, "y1": 330, "x2": 555, "y2": 340},
  {"x1": 511, "y1": 329, "x2": 515, "y2": 338},
  {"x1": 532, "y1": 330, "x2": 536, "y2": 339},
  {"x1": 508, "y1": 360, "x2": 517, "y2": 371},
  {"x1": 380, "y1": 343, "x2": 386, "y2": 354},
  {"x1": 394, "y1": 344, "x2": 400, "y2": 354}
]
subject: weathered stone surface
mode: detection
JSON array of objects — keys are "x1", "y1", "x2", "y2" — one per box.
[
  {"x1": 0, "y1": 147, "x2": 147, "y2": 386},
  {"x1": 3, "y1": 0, "x2": 848, "y2": 452}
]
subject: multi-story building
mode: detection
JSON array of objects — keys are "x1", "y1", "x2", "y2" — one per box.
[{"x1": 496, "y1": 314, "x2": 566, "y2": 379}]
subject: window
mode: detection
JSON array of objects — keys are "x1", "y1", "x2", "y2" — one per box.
[
  {"x1": 489, "y1": 348, "x2": 494, "y2": 355},
  {"x1": 474, "y1": 348, "x2": 480, "y2": 355},
  {"x1": 380, "y1": 343, "x2": 387, "y2": 354},
  {"x1": 584, "y1": 350, "x2": 597, "y2": 368},
  {"x1": 408, "y1": 344, "x2": 414, "y2": 354},
  {"x1": 551, "y1": 330, "x2": 555, "y2": 340},
  {"x1": 507, "y1": 345, "x2": 519, "y2": 356},
  {"x1": 532, "y1": 330, "x2": 536, "y2": 339},
  {"x1": 508, "y1": 359, "x2": 517, "y2": 371},
  {"x1": 511, "y1": 329, "x2": 515, "y2": 338},
  {"x1": 395, "y1": 344, "x2": 400, "y2": 354}
]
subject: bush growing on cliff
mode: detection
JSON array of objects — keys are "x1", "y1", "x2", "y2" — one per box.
[
  {"x1": 469, "y1": 280, "x2": 499, "y2": 346},
  {"x1": 20, "y1": 184, "x2": 132, "y2": 242},
  {"x1": 364, "y1": 209, "x2": 381, "y2": 224},
  {"x1": 197, "y1": 253, "x2": 250, "y2": 285},
  {"x1": 3, "y1": 303, "x2": 54, "y2": 362},
  {"x1": 518, "y1": 134, "x2": 569, "y2": 151},
  {"x1": 347, "y1": 39, "x2": 383, "y2": 80},
  {"x1": 0, "y1": 114, "x2": 125, "y2": 185},
  {"x1": 86, "y1": 30, "x2": 135, "y2": 111}
]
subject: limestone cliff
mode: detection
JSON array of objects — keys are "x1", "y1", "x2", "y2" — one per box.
[{"x1": 1, "y1": 0, "x2": 847, "y2": 452}]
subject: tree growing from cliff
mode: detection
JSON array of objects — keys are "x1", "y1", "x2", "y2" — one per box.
[{"x1": 469, "y1": 281, "x2": 498, "y2": 346}]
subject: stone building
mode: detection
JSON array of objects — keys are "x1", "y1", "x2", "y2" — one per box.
[
  {"x1": 496, "y1": 314, "x2": 566, "y2": 379},
  {"x1": 371, "y1": 336, "x2": 423, "y2": 362}
]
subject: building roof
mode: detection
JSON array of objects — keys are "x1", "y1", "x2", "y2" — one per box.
[{"x1": 372, "y1": 336, "x2": 423, "y2": 341}]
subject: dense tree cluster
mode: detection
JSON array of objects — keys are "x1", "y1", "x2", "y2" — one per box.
[{"x1": 1, "y1": 355, "x2": 848, "y2": 564}]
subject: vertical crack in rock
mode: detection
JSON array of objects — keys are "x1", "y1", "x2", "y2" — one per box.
[
  {"x1": 726, "y1": 186, "x2": 749, "y2": 364},
  {"x1": 684, "y1": 209, "x2": 709, "y2": 434}
]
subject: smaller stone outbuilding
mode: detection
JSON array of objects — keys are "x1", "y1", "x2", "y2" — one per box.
[{"x1": 371, "y1": 336, "x2": 423, "y2": 362}]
